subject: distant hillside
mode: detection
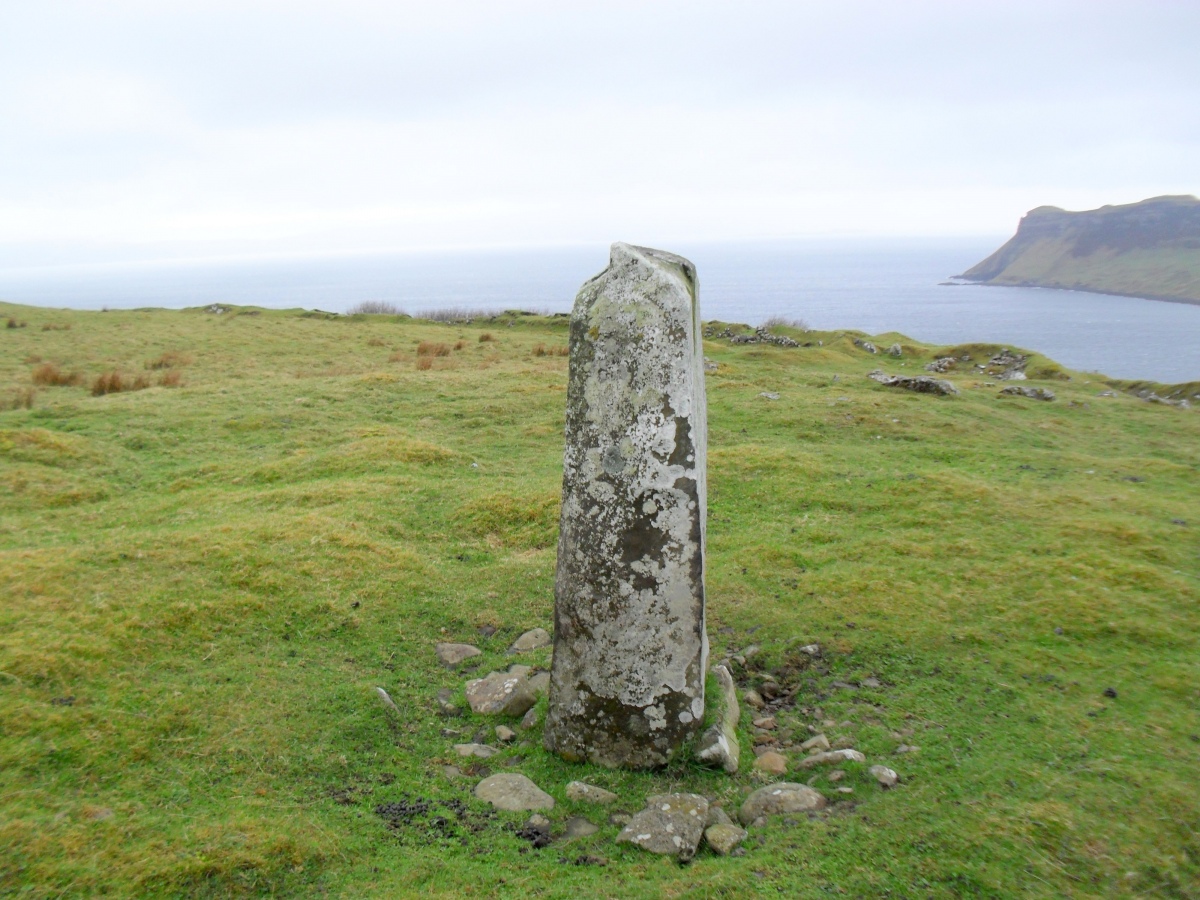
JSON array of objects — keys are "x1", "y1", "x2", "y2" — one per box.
[{"x1": 959, "y1": 195, "x2": 1200, "y2": 305}]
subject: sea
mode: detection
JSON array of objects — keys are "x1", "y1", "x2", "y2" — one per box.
[{"x1": 2, "y1": 238, "x2": 1198, "y2": 384}]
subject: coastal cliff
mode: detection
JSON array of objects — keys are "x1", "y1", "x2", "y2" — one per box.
[{"x1": 959, "y1": 195, "x2": 1200, "y2": 304}]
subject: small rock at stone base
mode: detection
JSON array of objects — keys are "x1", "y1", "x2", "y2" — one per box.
[
  {"x1": 608, "y1": 813, "x2": 631, "y2": 827},
  {"x1": 752, "y1": 716, "x2": 777, "y2": 730},
  {"x1": 435, "y1": 642, "x2": 482, "y2": 666},
  {"x1": 565, "y1": 781, "x2": 619, "y2": 805},
  {"x1": 739, "y1": 783, "x2": 826, "y2": 825},
  {"x1": 616, "y1": 793, "x2": 709, "y2": 861},
  {"x1": 435, "y1": 687, "x2": 460, "y2": 716},
  {"x1": 706, "y1": 806, "x2": 734, "y2": 828},
  {"x1": 527, "y1": 814, "x2": 550, "y2": 828},
  {"x1": 827, "y1": 770, "x2": 845, "y2": 783},
  {"x1": 754, "y1": 751, "x2": 788, "y2": 776},
  {"x1": 895, "y1": 744, "x2": 920, "y2": 754},
  {"x1": 519, "y1": 708, "x2": 539, "y2": 730},
  {"x1": 705, "y1": 823, "x2": 748, "y2": 856},
  {"x1": 465, "y1": 671, "x2": 537, "y2": 717},
  {"x1": 798, "y1": 749, "x2": 865, "y2": 769},
  {"x1": 759, "y1": 681, "x2": 782, "y2": 699},
  {"x1": 797, "y1": 643, "x2": 821, "y2": 656},
  {"x1": 507, "y1": 664, "x2": 532, "y2": 678},
  {"x1": 835, "y1": 787, "x2": 854, "y2": 794},
  {"x1": 695, "y1": 664, "x2": 741, "y2": 774},
  {"x1": 869, "y1": 765, "x2": 899, "y2": 788},
  {"x1": 509, "y1": 628, "x2": 551, "y2": 653},
  {"x1": 800, "y1": 733, "x2": 830, "y2": 752},
  {"x1": 861, "y1": 677, "x2": 882, "y2": 688},
  {"x1": 565, "y1": 816, "x2": 599, "y2": 839},
  {"x1": 527, "y1": 671, "x2": 551, "y2": 697},
  {"x1": 495, "y1": 725, "x2": 516, "y2": 743},
  {"x1": 474, "y1": 773, "x2": 555, "y2": 811},
  {"x1": 743, "y1": 689, "x2": 765, "y2": 709},
  {"x1": 832, "y1": 736, "x2": 856, "y2": 750},
  {"x1": 454, "y1": 743, "x2": 497, "y2": 758}
]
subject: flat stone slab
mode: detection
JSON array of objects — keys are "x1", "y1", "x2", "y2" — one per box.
[
  {"x1": 473, "y1": 773, "x2": 555, "y2": 811},
  {"x1": 453, "y1": 743, "x2": 497, "y2": 758},
  {"x1": 565, "y1": 781, "x2": 619, "y2": 805},
  {"x1": 798, "y1": 748, "x2": 866, "y2": 769},
  {"x1": 705, "y1": 822, "x2": 748, "y2": 855},
  {"x1": 509, "y1": 628, "x2": 552, "y2": 652},
  {"x1": 465, "y1": 671, "x2": 537, "y2": 717},
  {"x1": 739, "y1": 783, "x2": 827, "y2": 825},
  {"x1": 435, "y1": 642, "x2": 481, "y2": 666},
  {"x1": 695, "y1": 664, "x2": 740, "y2": 773},
  {"x1": 616, "y1": 792, "x2": 709, "y2": 861},
  {"x1": 868, "y1": 369, "x2": 958, "y2": 395}
]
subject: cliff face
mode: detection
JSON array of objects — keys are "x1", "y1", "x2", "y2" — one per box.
[{"x1": 960, "y1": 195, "x2": 1200, "y2": 304}]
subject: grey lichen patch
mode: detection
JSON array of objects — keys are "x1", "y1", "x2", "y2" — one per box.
[{"x1": 544, "y1": 242, "x2": 709, "y2": 769}]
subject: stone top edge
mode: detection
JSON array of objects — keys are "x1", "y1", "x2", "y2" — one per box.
[{"x1": 608, "y1": 242, "x2": 698, "y2": 302}]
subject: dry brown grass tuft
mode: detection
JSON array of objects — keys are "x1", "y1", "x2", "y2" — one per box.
[
  {"x1": 478, "y1": 332, "x2": 494, "y2": 343},
  {"x1": 454, "y1": 340, "x2": 467, "y2": 351},
  {"x1": 416, "y1": 341, "x2": 451, "y2": 357},
  {"x1": 40, "y1": 322, "x2": 71, "y2": 331},
  {"x1": 7, "y1": 317, "x2": 27, "y2": 329},
  {"x1": 91, "y1": 371, "x2": 150, "y2": 396},
  {"x1": 366, "y1": 337, "x2": 386, "y2": 347},
  {"x1": 145, "y1": 351, "x2": 191, "y2": 370},
  {"x1": 6, "y1": 387, "x2": 35, "y2": 409},
  {"x1": 31, "y1": 363, "x2": 81, "y2": 387},
  {"x1": 158, "y1": 371, "x2": 182, "y2": 387},
  {"x1": 415, "y1": 356, "x2": 433, "y2": 371},
  {"x1": 532, "y1": 344, "x2": 568, "y2": 357}
]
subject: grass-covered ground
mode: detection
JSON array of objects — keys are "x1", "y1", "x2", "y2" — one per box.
[{"x1": 1, "y1": 300, "x2": 1197, "y2": 898}]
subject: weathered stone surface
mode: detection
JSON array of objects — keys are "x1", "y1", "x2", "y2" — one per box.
[
  {"x1": 435, "y1": 642, "x2": 482, "y2": 666},
  {"x1": 545, "y1": 243, "x2": 709, "y2": 769},
  {"x1": 565, "y1": 781, "x2": 619, "y2": 805},
  {"x1": 868, "y1": 369, "x2": 958, "y2": 395},
  {"x1": 754, "y1": 750, "x2": 788, "y2": 776},
  {"x1": 474, "y1": 774, "x2": 555, "y2": 811},
  {"x1": 800, "y1": 733, "x2": 830, "y2": 752},
  {"x1": 706, "y1": 806, "x2": 734, "y2": 828},
  {"x1": 510, "y1": 628, "x2": 552, "y2": 653},
  {"x1": 466, "y1": 671, "x2": 537, "y2": 717},
  {"x1": 1000, "y1": 385, "x2": 1056, "y2": 401},
  {"x1": 616, "y1": 793, "x2": 709, "y2": 860},
  {"x1": 739, "y1": 783, "x2": 827, "y2": 825},
  {"x1": 798, "y1": 748, "x2": 866, "y2": 769},
  {"x1": 705, "y1": 823, "x2": 748, "y2": 855},
  {"x1": 695, "y1": 664, "x2": 740, "y2": 773},
  {"x1": 495, "y1": 725, "x2": 516, "y2": 743},
  {"x1": 453, "y1": 743, "x2": 497, "y2": 758},
  {"x1": 869, "y1": 765, "x2": 899, "y2": 788},
  {"x1": 527, "y1": 672, "x2": 550, "y2": 697},
  {"x1": 565, "y1": 816, "x2": 600, "y2": 838}
]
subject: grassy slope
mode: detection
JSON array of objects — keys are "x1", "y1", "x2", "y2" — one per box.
[{"x1": 1, "y1": 301, "x2": 1197, "y2": 899}]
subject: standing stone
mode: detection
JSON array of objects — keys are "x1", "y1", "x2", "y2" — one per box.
[{"x1": 544, "y1": 243, "x2": 708, "y2": 769}]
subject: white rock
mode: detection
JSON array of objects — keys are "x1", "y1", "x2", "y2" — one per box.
[
  {"x1": 616, "y1": 793, "x2": 709, "y2": 861},
  {"x1": 870, "y1": 765, "x2": 899, "y2": 788},
  {"x1": 739, "y1": 783, "x2": 827, "y2": 824},
  {"x1": 565, "y1": 781, "x2": 619, "y2": 805},
  {"x1": 695, "y1": 665, "x2": 741, "y2": 773},
  {"x1": 465, "y1": 671, "x2": 537, "y2": 717},
  {"x1": 435, "y1": 642, "x2": 482, "y2": 666},
  {"x1": 798, "y1": 748, "x2": 865, "y2": 769}
]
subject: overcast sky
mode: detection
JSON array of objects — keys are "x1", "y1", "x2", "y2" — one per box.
[{"x1": 1, "y1": 0, "x2": 1196, "y2": 267}]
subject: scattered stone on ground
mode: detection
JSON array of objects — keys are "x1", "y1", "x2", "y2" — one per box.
[
  {"x1": 527, "y1": 671, "x2": 551, "y2": 697},
  {"x1": 495, "y1": 725, "x2": 516, "y2": 743},
  {"x1": 453, "y1": 743, "x2": 497, "y2": 759},
  {"x1": 565, "y1": 781, "x2": 619, "y2": 805},
  {"x1": 754, "y1": 751, "x2": 788, "y2": 776},
  {"x1": 1000, "y1": 385, "x2": 1055, "y2": 401},
  {"x1": 887, "y1": 343, "x2": 903, "y2": 357},
  {"x1": 705, "y1": 325, "x2": 799, "y2": 347},
  {"x1": 988, "y1": 349, "x2": 1028, "y2": 380},
  {"x1": 705, "y1": 823, "x2": 749, "y2": 856},
  {"x1": 527, "y1": 813, "x2": 550, "y2": 828},
  {"x1": 465, "y1": 670, "x2": 537, "y2": 717},
  {"x1": 544, "y1": 244, "x2": 708, "y2": 769},
  {"x1": 474, "y1": 774, "x2": 555, "y2": 811},
  {"x1": 703, "y1": 357, "x2": 718, "y2": 373},
  {"x1": 854, "y1": 339, "x2": 879, "y2": 354},
  {"x1": 696, "y1": 664, "x2": 741, "y2": 774},
  {"x1": 442, "y1": 765, "x2": 466, "y2": 780},
  {"x1": 616, "y1": 793, "x2": 709, "y2": 861},
  {"x1": 799, "y1": 749, "x2": 866, "y2": 769},
  {"x1": 743, "y1": 689, "x2": 765, "y2": 710},
  {"x1": 758, "y1": 392, "x2": 780, "y2": 401},
  {"x1": 759, "y1": 680, "x2": 782, "y2": 699},
  {"x1": 435, "y1": 642, "x2": 482, "y2": 666},
  {"x1": 739, "y1": 783, "x2": 827, "y2": 825},
  {"x1": 827, "y1": 769, "x2": 845, "y2": 782},
  {"x1": 435, "y1": 687, "x2": 460, "y2": 716},
  {"x1": 832, "y1": 736, "x2": 856, "y2": 750},
  {"x1": 608, "y1": 812, "x2": 631, "y2": 827},
  {"x1": 797, "y1": 643, "x2": 821, "y2": 656},
  {"x1": 706, "y1": 806, "x2": 734, "y2": 828},
  {"x1": 861, "y1": 677, "x2": 882, "y2": 688},
  {"x1": 835, "y1": 786, "x2": 854, "y2": 794},
  {"x1": 868, "y1": 369, "x2": 958, "y2": 395},
  {"x1": 925, "y1": 357, "x2": 957, "y2": 373},
  {"x1": 800, "y1": 733, "x2": 830, "y2": 752},
  {"x1": 565, "y1": 816, "x2": 600, "y2": 839},
  {"x1": 869, "y1": 765, "x2": 899, "y2": 788},
  {"x1": 519, "y1": 708, "x2": 539, "y2": 730},
  {"x1": 508, "y1": 664, "x2": 532, "y2": 678},
  {"x1": 894, "y1": 744, "x2": 920, "y2": 754},
  {"x1": 509, "y1": 628, "x2": 551, "y2": 653},
  {"x1": 753, "y1": 716, "x2": 776, "y2": 730},
  {"x1": 375, "y1": 687, "x2": 400, "y2": 713}
]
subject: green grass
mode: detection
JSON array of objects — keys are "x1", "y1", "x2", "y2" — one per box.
[{"x1": 1, "y1": 301, "x2": 1198, "y2": 898}]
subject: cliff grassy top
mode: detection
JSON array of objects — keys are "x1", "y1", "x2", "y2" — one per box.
[
  {"x1": 1, "y1": 300, "x2": 1197, "y2": 898},
  {"x1": 961, "y1": 195, "x2": 1200, "y2": 304}
]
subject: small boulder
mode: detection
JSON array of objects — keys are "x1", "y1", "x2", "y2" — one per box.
[
  {"x1": 565, "y1": 781, "x2": 619, "y2": 805},
  {"x1": 465, "y1": 671, "x2": 537, "y2": 717},
  {"x1": 868, "y1": 369, "x2": 958, "y2": 396},
  {"x1": 999, "y1": 385, "x2": 1055, "y2": 401},
  {"x1": 800, "y1": 733, "x2": 830, "y2": 752},
  {"x1": 743, "y1": 689, "x2": 765, "y2": 710},
  {"x1": 527, "y1": 671, "x2": 551, "y2": 697},
  {"x1": 474, "y1": 773, "x2": 555, "y2": 811},
  {"x1": 705, "y1": 823, "x2": 748, "y2": 856},
  {"x1": 869, "y1": 765, "x2": 899, "y2": 788},
  {"x1": 509, "y1": 628, "x2": 551, "y2": 653},
  {"x1": 519, "y1": 708, "x2": 539, "y2": 730},
  {"x1": 706, "y1": 806, "x2": 734, "y2": 828},
  {"x1": 695, "y1": 664, "x2": 741, "y2": 774},
  {"x1": 495, "y1": 725, "x2": 516, "y2": 743},
  {"x1": 565, "y1": 816, "x2": 599, "y2": 839},
  {"x1": 616, "y1": 793, "x2": 709, "y2": 861},
  {"x1": 739, "y1": 783, "x2": 826, "y2": 825},
  {"x1": 887, "y1": 343, "x2": 902, "y2": 357},
  {"x1": 754, "y1": 751, "x2": 788, "y2": 776},
  {"x1": 799, "y1": 749, "x2": 866, "y2": 769},
  {"x1": 435, "y1": 642, "x2": 482, "y2": 666}
]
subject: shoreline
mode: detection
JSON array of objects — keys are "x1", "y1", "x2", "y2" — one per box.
[{"x1": 948, "y1": 277, "x2": 1200, "y2": 308}]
